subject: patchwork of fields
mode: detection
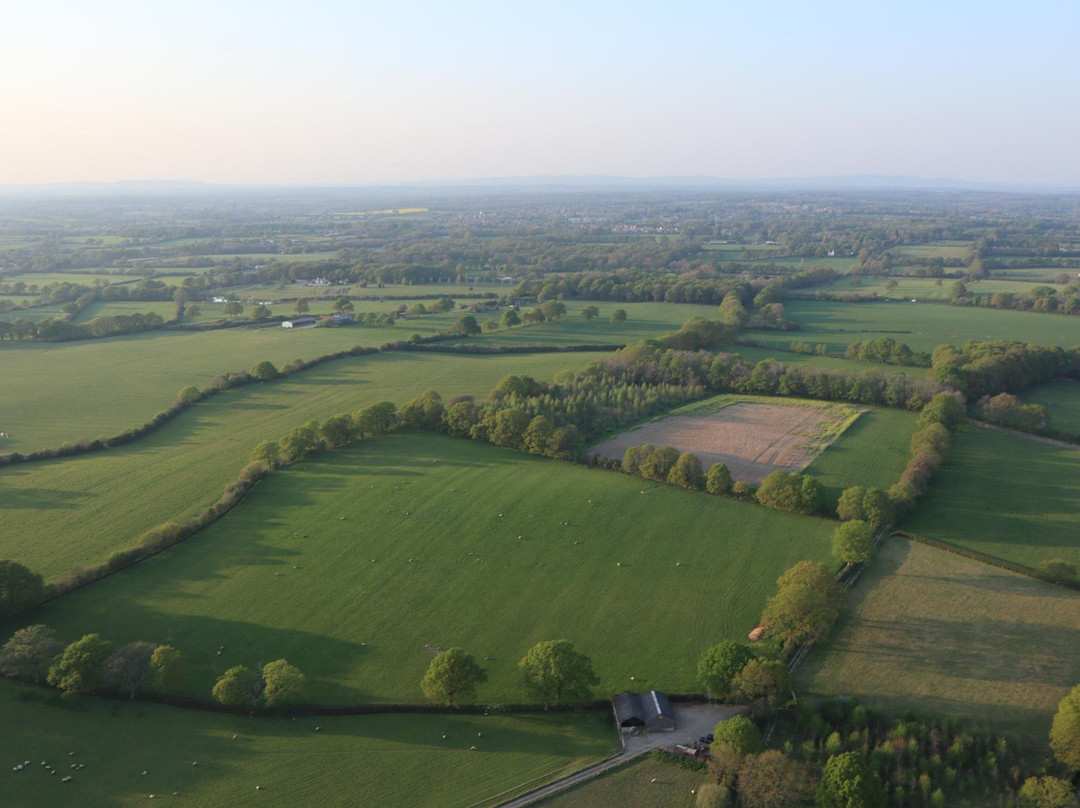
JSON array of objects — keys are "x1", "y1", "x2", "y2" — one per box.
[
  {"x1": 798, "y1": 538, "x2": 1080, "y2": 737},
  {"x1": 15, "y1": 433, "x2": 835, "y2": 704}
]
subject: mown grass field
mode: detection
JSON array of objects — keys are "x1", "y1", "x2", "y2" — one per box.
[
  {"x1": 0, "y1": 680, "x2": 614, "y2": 808},
  {"x1": 538, "y1": 757, "x2": 700, "y2": 807},
  {"x1": 798, "y1": 538, "x2": 1080, "y2": 738},
  {"x1": 14, "y1": 433, "x2": 835, "y2": 704},
  {"x1": 891, "y1": 242, "x2": 973, "y2": 260},
  {"x1": 748, "y1": 300, "x2": 1080, "y2": 355},
  {"x1": 802, "y1": 407, "x2": 918, "y2": 505},
  {"x1": 1020, "y1": 378, "x2": 1080, "y2": 437},
  {"x1": 0, "y1": 351, "x2": 611, "y2": 578},
  {"x1": 730, "y1": 345, "x2": 929, "y2": 379},
  {"x1": 902, "y1": 426, "x2": 1080, "y2": 570}
]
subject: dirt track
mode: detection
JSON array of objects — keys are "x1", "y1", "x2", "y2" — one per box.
[{"x1": 589, "y1": 403, "x2": 842, "y2": 483}]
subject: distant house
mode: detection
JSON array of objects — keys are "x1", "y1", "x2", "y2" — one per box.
[
  {"x1": 612, "y1": 690, "x2": 676, "y2": 733},
  {"x1": 282, "y1": 316, "x2": 317, "y2": 329}
]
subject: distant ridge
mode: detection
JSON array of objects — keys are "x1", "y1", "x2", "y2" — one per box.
[{"x1": 0, "y1": 175, "x2": 1077, "y2": 196}]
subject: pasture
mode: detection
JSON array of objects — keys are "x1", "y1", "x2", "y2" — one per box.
[
  {"x1": 891, "y1": 242, "x2": 973, "y2": 260},
  {"x1": 787, "y1": 276, "x2": 1066, "y2": 300},
  {"x1": 589, "y1": 395, "x2": 859, "y2": 484},
  {"x1": 902, "y1": 426, "x2": 1080, "y2": 570},
  {"x1": 538, "y1": 757, "x2": 700, "y2": 807},
  {"x1": 731, "y1": 345, "x2": 929, "y2": 379},
  {"x1": 1019, "y1": 378, "x2": 1080, "y2": 438},
  {"x1": 14, "y1": 433, "x2": 835, "y2": 704},
  {"x1": 0, "y1": 351, "x2": 612, "y2": 578},
  {"x1": 802, "y1": 407, "x2": 918, "y2": 505},
  {"x1": 798, "y1": 537, "x2": 1080, "y2": 738},
  {"x1": 747, "y1": 299, "x2": 1080, "y2": 355},
  {"x1": 0, "y1": 680, "x2": 614, "y2": 808}
]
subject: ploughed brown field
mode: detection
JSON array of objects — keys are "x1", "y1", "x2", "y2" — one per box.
[{"x1": 589, "y1": 403, "x2": 843, "y2": 483}]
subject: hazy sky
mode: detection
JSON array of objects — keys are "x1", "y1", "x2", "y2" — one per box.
[{"x1": 3, "y1": 0, "x2": 1078, "y2": 185}]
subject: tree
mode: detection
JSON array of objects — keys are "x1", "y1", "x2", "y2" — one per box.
[
  {"x1": 731, "y1": 659, "x2": 792, "y2": 713},
  {"x1": 293, "y1": 299, "x2": 310, "y2": 316},
  {"x1": 1050, "y1": 684, "x2": 1080, "y2": 771},
  {"x1": 547, "y1": 425, "x2": 584, "y2": 460},
  {"x1": 1038, "y1": 559, "x2": 1078, "y2": 583},
  {"x1": 178, "y1": 385, "x2": 201, "y2": 404},
  {"x1": 918, "y1": 393, "x2": 966, "y2": 429},
  {"x1": 698, "y1": 641, "x2": 754, "y2": 698},
  {"x1": 836, "y1": 486, "x2": 866, "y2": 521},
  {"x1": 150, "y1": 645, "x2": 183, "y2": 692},
  {"x1": 761, "y1": 562, "x2": 843, "y2": 653},
  {"x1": 610, "y1": 308, "x2": 627, "y2": 325},
  {"x1": 212, "y1": 665, "x2": 264, "y2": 708},
  {"x1": 280, "y1": 420, "x2": 325, "y2": 461},
  {"x1": 250, "y1": 439, "x2": 282, "y2": 467},
  {"x1": 223, "y1": 300, "x2": 243, "y2": 316},
  {"x1": 250, "y1": 304, "x2": 272, "y2": 320},
  {"x1": 421, "y1": 648, "x2": 486, "y2": 706},
  {"x1": 262, "y1": 659, "x2": 306, "y2": 707},
  {"x1": 705, "y1": 462, "x2": 732, "y2": 496},
  {"x1": 184, "y1": 303, "x2": 201, "y2": 319},
  {"x1": 831, "y1": 520, "x2": 874, "y2": 566},
  {"x1": 319, "y1": 413, "x2": 357, "y2": 448},
  {"x1": 1018, "y1": 776, "x2": 1079, "y2": 808},
  {"x1": 47, "y1": 633, "x2": 112, "y2": 694},
  {"x1": 668, "y1": 452, "x2": 704, "y2": 489},
  {"x1": 489, "y1": 408, "x2": 530, "y2": 449},
  {"x1": 451, "y1": 315, "x2": 481, "y2": 336},
  {"x1": 639, "y1": 445, "x2": 680, "y2": 482},
  {"x1": 519, "y1": 639, "x2": 599, "y2": 707},
  {"x1": 104, "y1": 641, "x2": 158, "y2": 700},
  {"x1": 539, "y1": 300, "x2": 566, "y2": 320},
  {"x1": 251, "y1": 360, "x2": 278, "y2": 381},
  {"x1": 581, "y1": 305, "x2": 600, "y2": 322},
  {"x1": 0, "y1": 624, "x2": 63, "y2": 684},
  {"x1": 354, "y1": 401, "x2": 397, "y2": 436},
  {"x1": 332, "y1": 297, "x2": 354, "y2": 313},
  {"x1": 737, "y1": 749, "x2": 807, "y2": 808},
  {"x1": 500, "y1": 308, "x2": 521, "y2": 329},
  {"x1": 713, "y1": 715, "x2": 761, "y2": 756},
  {"x1": 817, "y1": 752, "x2": 886, "y2": 808},
  {"x1": 522, "y1": 415, "x2": 555, "y2": 455},
  {"x1": 622, "y1": 444, "x2": 654, "y2": 476},
  {"x1": 859, "y1": 489, "x2": 895, "y2": 531},
  {"x1": 0, "y1": 559, "x2": 45, "y2": 618}
]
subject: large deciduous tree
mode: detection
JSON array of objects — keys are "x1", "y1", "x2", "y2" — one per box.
[
  {"x1": 212, "y1": 665, "x2": 264, "y2": 708},
  {"x1": 737, "y1": 749, "x2": 808, "y2": 808},
  {"x1": 420, "y1": 648, "x2": 486, "y2": 706},
  {"x1": 105, "y1": 641, "x2": 159, "y2": 700},
  {"x1": 48, "y1": 633, "x2": 113, "y2": 694},
  {"x1": 831, "y1": 520, "x2": 874, "y2": 566},
  {"x1": 1050, "y1": 684, "x2": 1080, "y2": 772},
  {"x1": 0, "y1": 624, "x2": 63, "y2": 684},
  {"x1": 705, "y1": 462, "x2": 732, "y2": 495},
  {"x1": 262, "y1": 659, "x2": 307, "y2": 707},
  {"x1": 668, "y1": 452, "x2": 704, "y2": 489},
  {"x1": 697, "y1": 641, "x2": 754, "y2": 698},
  {"x1": 0, "y1": 560, "x2": 45, "y2": 618},
  {"x1": 816, "y1": 752, "x2": 886, "y2": 808},
  {"x1": 519, "y1": 640, "x2": 599, "y2": 707}
]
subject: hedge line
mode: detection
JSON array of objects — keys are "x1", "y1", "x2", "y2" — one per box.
[
  {"x1": 0, "y1": 344, "x2": 378, "y2": 468},
  {"x1": 382, "y1": 340, "x2": 625, "y2": 355},
  {"x1": 895, "y1": 530, "x2": 1080, "y2": 592}
]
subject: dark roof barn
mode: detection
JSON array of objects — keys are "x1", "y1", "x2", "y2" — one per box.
[{"x1": 612, "y1": 690, "x2": 675, "y2": 733}]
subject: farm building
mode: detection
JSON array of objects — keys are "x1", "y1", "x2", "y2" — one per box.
[
  {"x1": 612, "y1": 690, "x2": 676, "y2": 733},
  {"x1": 282, "y1": 317, "x2": 317, "y2": 329},
  {"x1": 323, "y1": 313, "x2": 355, "y2": 325}
]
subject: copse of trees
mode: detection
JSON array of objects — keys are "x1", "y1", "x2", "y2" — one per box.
[
  {"x1": 755, "y1": 470, "x2": 826, "y2": 516},
  {"x1": 976, "y1": 392, "x2": 1049, "y2": 432},
  {"x1": 697, "y1": 641, "x2": 756, "y2": 699},
  {"x1": 835, "y1": 486, "x2": 895, "y2": 530},
  {"x1": 844, "y1": 336, "x2": 930, "y2": 367},
  {"x1": 212, "y1": 659, "x2": 306, "y2": 710}
]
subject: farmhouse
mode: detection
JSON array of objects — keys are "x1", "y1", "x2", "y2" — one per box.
[
  {"x1": 612, "y1": 690, "x2": 675, "y2": 733},
  {"x1": 282, "y1": 317, "x2": 317, "y2": 329}
]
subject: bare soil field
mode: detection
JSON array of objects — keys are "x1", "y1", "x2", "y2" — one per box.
[{"x1": 590, "y1": 403, "x2": 846, "y2": 483}]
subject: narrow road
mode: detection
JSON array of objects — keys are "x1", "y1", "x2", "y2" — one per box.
[{"x1": 497, "y1": 703, "x2": 741, "y2": 807}]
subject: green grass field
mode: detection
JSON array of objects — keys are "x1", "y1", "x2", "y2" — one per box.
[
  {"x1": 902, "y1": 426, "x2": 1080, "y2": 570},
  {"x1": 538, "y1": 757, "x2": 700, "y2": 807},
  {"x1": 798, "y1": 537, "x2": 1080, "y2": 738},
  {"x1": 990, "y1": 267, "x2": 1078, "y2": 282},
  {"x1": 12, "y1": 433, "x2": 835, "y2": 704},
  {"x1": 802, "y1": 407, "x2": 918, "y2": 505},
  {"x1": 0, "y1": 351, "x2": 611, "y2": 577},
  {"x1": 788, "y1": 276, "x2": 1067, "y2": 300},
  {"x1": 1020, "y1": 379, "x2": 1080, "y2": 437},
  {"x1": 730, "y1": 345, "x2": 928, "y2": 379},
  {"x1": 892, "y1": 242, "x2": 973, "y2": 260},
  {"x1": 0, "y1": 680, "x2": 614, "y2": 808},
  {"x1": 747, "y1": 300, "x2": 1080, "y2": 355},
  {"x1": 0, "y1": 272, "x2": 141, "y2": 286}
]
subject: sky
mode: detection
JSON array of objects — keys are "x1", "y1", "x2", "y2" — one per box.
[{"x1": 2, "y1": 0, "x2": 1079, "y2": 186}]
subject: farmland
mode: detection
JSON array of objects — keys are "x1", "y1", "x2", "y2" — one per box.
[
  {"x1": 589, "y1": 395, "x2": 859, "y2": 484},
  {"x1": 902, "y1": 426, "x2": 1080, "y2": 570},
  {"x1": 787, "y1": 275, "x2": 1067, "y2": 301},
  {"x1": 14, "y1": 432, "x2": 835, "y2": 704},
  {"x1": 0, "y1": 350, "x2": 613, "y2": 577},
  {"x1": 0, "y1": 679, "x2": 614, "y2": 808},
  {"x1": 747, "y1": 299, "x2": 1080, "y2": 355},
  {"x1": 538, "y1": 757, "x2": 699, "y2": 807},
  {"x1": 798, "y1": 538, "x2": 1080, "y2": 737}
]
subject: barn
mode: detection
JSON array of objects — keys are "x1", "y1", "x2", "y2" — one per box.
[{"x1": 612, "y1": 690, "x2": 676, "y2": 733}]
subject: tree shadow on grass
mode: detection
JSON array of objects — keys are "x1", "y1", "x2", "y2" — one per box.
[{"x1": 0, "y1": 483, "x2": 95, "y2": 510}]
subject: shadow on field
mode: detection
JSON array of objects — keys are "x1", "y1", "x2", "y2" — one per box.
[{"x1": 0, "y1": 482, "x2": 94, "y2": 510}]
